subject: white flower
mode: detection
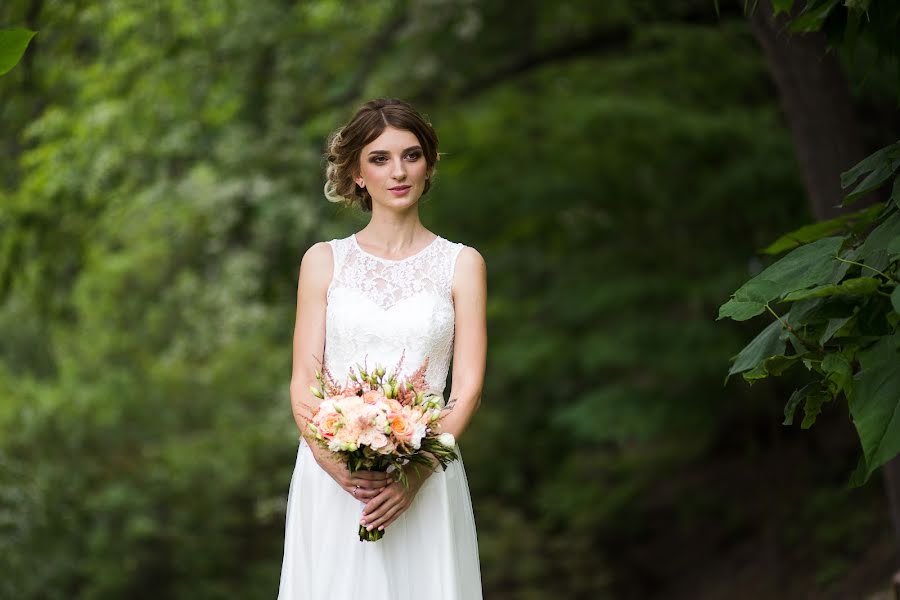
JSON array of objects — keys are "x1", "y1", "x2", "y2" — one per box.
[
  {"x1": 410, "y1": 423, "x2": 428, "y2": 450},
  {"x1": 437, "y1": 432, "x2": 456, "y2": 449}
]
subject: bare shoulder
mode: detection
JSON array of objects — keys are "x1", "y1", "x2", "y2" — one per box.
[
  {"x1": 452, "y1": 245, "x2": 487, "y2": 295},
  {"x1": 302, "y1": 241, "x2": 333, "y2": 267},
  {"x1": 456, "y1": 245, "x2": 486, "y2": 273},
  {"x1": 298, "y1": 241, "x2": 334, "y2": 294}
]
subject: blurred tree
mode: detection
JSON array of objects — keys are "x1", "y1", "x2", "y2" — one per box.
[{"x1": 2, "y1": 0, "x2": 897, "y2": 597}]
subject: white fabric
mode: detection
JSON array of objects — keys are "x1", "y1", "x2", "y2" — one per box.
[{"x1": 277, "y1": 234, "x2": 483, "y2": 599}]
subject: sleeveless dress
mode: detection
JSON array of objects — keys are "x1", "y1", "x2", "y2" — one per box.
[{"x1": 277, "y1": 233, "x2": 483, "y2": 599}]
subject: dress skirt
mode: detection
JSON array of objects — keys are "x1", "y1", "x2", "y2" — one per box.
[{"x1": 277, "y1": 437, "x2": 483, "y2": 599}]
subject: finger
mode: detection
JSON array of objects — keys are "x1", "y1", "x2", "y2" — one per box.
[
  {"x1": 380, "y1": 508, "x2": 404, "y2": 530},
  {"x1": 368, "y1": 501, "x2": 405, "y2": 530},
  {"x1": 352, "y1": 477, "x2": 387, "y2": 490},
  {"x1": 354, "y1": 471, "x2": 391, "y2": 482},
  {"x1": 365, "y1": 487, "x2": 406, "y2": 523},
  {"x1": 355, "y1": 487, "x2": 381, "y2": 500},
  {"x1": 362, "y1": 489, "x2": 391, "y2": 519}
]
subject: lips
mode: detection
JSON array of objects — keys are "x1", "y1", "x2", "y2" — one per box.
[{"x1": 389, "y1": 185, "x2": 410, "y2": 190}]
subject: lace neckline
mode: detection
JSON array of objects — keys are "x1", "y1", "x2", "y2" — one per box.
[{"x1": 351, "y1": 233, "x2": 441, "y2": 263}]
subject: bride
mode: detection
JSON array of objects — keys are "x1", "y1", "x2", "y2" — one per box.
[{"x1": 277, "y1": 97, "x2": 487, "y2": 599}]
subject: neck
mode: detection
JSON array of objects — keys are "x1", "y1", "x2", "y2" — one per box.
[{"x1": 359, "y1": 209, "x2": 429, "y2": 253}]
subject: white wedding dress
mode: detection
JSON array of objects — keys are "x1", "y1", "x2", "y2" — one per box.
[{"x1": 277, "y1": 233, "x2": 483, "y2": 599}]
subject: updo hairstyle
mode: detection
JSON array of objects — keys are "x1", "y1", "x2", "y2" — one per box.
[{"x1": 323, "y1": 97, "x2": 440, "y2": 212}]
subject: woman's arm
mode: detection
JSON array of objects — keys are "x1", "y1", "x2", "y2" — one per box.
[
  {"x1": 289, "y1": 241, "x2": 331, "y2": 439},
  {"x1": 436, "y1": 245, "x2": 488, "y2": 442},
  {"x1": 290, "y1": 241, "x2": 390, "y2": 498}
]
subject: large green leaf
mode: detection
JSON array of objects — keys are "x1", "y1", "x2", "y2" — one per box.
[
  {"x1": 858, "y1": 210, "x2": 900, "y2": 270},
  {"x1": 841, "y1": 140, "x2": 900, "y2": 206},
  {"x1": 716, "y1": 280, "x2": 779, "y2": 321},
  {"x1": 726, "y1": 319, "x2": 787, "y2": 380},
  {"x1": 0, "y1": 28, "x2": 36, "y2": 76},
  {"x1": 718, "y1": 236, "x2": 844, "y2": 321},
  {"x1": 819, "y1": 315, "x2": 853, "y2": 345},
  {"x1": 849, "y1": 332, "x2": 900, "y2": 484},
  {"x1": 888, "y1": 234, "x2": 900, "y2": 258},
  {"x1": 762, "y1": 202, "x2": 884, "y2": 255},
  {"x1": 782, "y1": 276, "x2": 882, "y2": 301}
]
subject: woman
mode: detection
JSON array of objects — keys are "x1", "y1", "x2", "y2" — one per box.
[{"x1": 277, "y1": 97, "x2": 487, "y2": 599}]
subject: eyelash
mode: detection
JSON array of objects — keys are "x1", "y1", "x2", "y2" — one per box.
[{"x1": 370, "y1": 151, "x2": 422, "y2": 164}]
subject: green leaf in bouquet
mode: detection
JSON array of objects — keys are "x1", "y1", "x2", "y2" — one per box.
[
  {"x1": 761, "y1": 203, "x2": 884, "y2": 255},
  {"x1": 782, "y1": 277, "x2": 882, "y2": 301},
  {"x1": 892, "y1": 287, "x2": 900, "y2": 315}
]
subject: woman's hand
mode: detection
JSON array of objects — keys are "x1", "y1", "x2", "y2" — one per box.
[
  {"x1": 360, "y1": 457, "x2": 437, "y2": 533},
  {"x1": 307, "y1": 440, "x2": 390, "y2": 500}
]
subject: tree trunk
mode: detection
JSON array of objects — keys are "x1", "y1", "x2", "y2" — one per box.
[
  {"x1": 746, "y1": 0, "x2": 900, "y2": 566},
  {"x1": 746, "y1": 1, "x2": 868, "y2": 220}
]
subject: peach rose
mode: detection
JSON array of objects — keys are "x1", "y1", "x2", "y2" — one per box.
[
  {"x1": 362, "y1": 390, "x2": 382, "y2": 405},
  {"x1": 389, "y1": 411, "x2": 413, "y2": 442},
  {"x1": 317, "y1": 412, "x2": 343, "y2": 439}
]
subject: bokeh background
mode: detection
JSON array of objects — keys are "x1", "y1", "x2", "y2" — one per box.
[{"x1": 2, "y1": 1, "x2": 899, "y2": 598}]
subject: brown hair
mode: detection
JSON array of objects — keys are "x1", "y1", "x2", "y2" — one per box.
[{"x1": 323, "y1": 97, "x2": 440, "y2": 212}]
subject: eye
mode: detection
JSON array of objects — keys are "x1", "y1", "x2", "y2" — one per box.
[
  {"x1": 405, "y1": 151, "x2": 422, "y2": 160},
  {"x1": 370, "y1": 156, "x2": 387, "y2": 164}
]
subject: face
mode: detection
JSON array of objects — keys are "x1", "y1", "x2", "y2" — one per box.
[{"x1": 355, "y1": 125, "x2": 430, "y2": 211}]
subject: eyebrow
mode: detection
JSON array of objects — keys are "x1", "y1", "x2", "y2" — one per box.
[{"x1": 367, "y1": 145, "x2": 422, "y2": 155}]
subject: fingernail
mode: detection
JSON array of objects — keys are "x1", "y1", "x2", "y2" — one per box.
[
  {"x1": 366, "y1": 525, "x2": 373, "y2": 531},
  {"x1": 378, "y1": 525, "x2": 384, "y2": 531}
]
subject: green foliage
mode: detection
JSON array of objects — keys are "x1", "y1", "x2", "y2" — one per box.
[
  {"x1": 721, "y1": 149, "x2": 900, "y2": 485},
  {"x1": 720, "y1": 0, "x2": 900, "y2": 491},
  {"x1": 2, "y1": 0, "x2": 897, "y2": 596},
  {"x1": 0, "y1": 27, "x2": 34, "y2": 75}
]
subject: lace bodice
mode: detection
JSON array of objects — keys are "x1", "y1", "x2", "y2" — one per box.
[{"x1": 323, "y1": 233, "x2": 466, "y2": 398}]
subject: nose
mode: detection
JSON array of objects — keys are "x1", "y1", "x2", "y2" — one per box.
[{"x1": 391, "y1": 156, "x2": 407, "y2": 181}]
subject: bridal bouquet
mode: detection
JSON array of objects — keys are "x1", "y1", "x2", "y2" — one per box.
[{"x1": 304, "y1": 353, "x2": 459, "y2": 542}]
